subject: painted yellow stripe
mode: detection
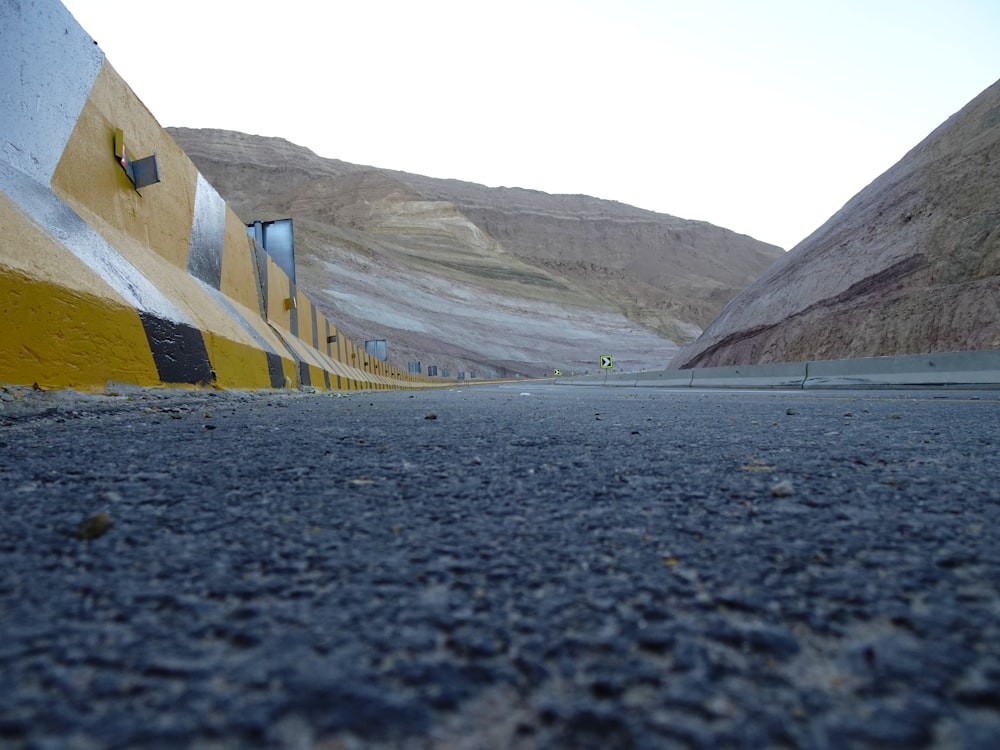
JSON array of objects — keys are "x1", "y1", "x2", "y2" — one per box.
[
  {"x1": 219, "y1": 206, "x2": 261, "y2": 312},
  {"x1": 0, "y1": 193, "x2": 160, "y2": 389},
  {"x1": 8, "y1": 53, "x2": 436, "y2": 393},
  {"x1": 51, "y1": 64, "x2": 203, "y2": 271},
  {"x1": 200, "y1": 330, "x2": 288, "y2": 390},
  {"x1": 0, "y1": 268, "x2": 160, "y2": 390}
]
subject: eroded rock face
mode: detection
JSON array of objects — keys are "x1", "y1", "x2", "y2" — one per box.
[
  {"x1": 670, "y1": 78, "x2": 1000, "y2": 369},
  {"x1": 169, "y1": 127, "x2": 782, "y2": 376}
]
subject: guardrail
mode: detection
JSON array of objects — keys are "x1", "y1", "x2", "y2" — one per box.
[{"x1": 555, "y1": 350, "x2": 1000, "y2": 390}]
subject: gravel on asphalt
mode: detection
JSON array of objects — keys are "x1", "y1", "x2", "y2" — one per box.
[{"x1": 1, "y1": 383, "x2": 998, "y2": 749}]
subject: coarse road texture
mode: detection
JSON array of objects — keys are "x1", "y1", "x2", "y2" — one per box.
[{"x1": 1, "y1": 384, "x2": 998, "y2": 749}]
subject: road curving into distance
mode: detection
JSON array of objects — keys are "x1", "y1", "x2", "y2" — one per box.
[{"x1": 1, "y1": 383, "x2": 998, "y2": 748}]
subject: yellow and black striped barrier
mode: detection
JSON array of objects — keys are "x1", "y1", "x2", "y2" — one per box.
[{"x1": 0, "y1": 0, "x2": 444, "y2": 393}]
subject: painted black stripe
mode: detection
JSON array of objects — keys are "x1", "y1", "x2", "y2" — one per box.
[
  {"x1": 298, "y1": 361, "x2": 311, "y2": 387},
  {"x1": 266, "y1": 352, "x2": 284, "y2": 388},
  {"x1": 138, "y1": 313, "x2": 214, "y2": 384}
]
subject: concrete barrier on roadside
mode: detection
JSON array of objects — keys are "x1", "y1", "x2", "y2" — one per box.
[
  {"x1": 635, "y1": 369, "x2": 694, "y2": 387},
  {"x1": 555, "y1": 370, "x2": 695, "y2": 388},
  {"x1": 602, "y1": 371, "x2": 639, "y2": 387},
  {"x1": 556, "y1": 350, "x2": 1000, "y2": 390},
  {"x1": 803, "y1": 350, "x2": 1000, "y2": 389},
  {"x1": 0, "y1": 0, "x2": 444, "y2": 392},
  {"x1": 689, "y1": 363, "x2": 808, "y2": 389},
  {"x1": 552, "y1": 374, "x2": 601, "y2": 386}
]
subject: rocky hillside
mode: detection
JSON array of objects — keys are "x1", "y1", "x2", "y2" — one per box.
[
  {"x1": 169, "y1": 127, "x2": 782, "y2": 376},
  {"x1": 671, "y1": 78, "x2": 1000, "y2": 369}
]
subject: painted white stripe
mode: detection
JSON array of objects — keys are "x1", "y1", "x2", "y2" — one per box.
[
  {"x1": 0, "y1": 0, "x2": 104, "y2": 184},
  {"x1": 195, "y1": 279, "x2": 280, "y2": 355},
  {"x1": 0, "y1": 160, "x2": 191, "y2": 324},
  {"x1": 187, "y1": 173, "x2": 227, "y2": 287}
]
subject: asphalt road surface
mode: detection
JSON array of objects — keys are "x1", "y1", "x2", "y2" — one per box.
[{"x1": 1, "y1": 383, "x2": 998, "y2": 749}]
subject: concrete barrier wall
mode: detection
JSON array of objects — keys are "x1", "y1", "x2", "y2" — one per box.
[
  {"x1": 556, "y1": 351, "x2": 1000, "y2": 390},
  {"x1": 803, "y1": 350, "x2": 1000, "y2": 389},
  {"x1": 636, "y1": 369, "x2": 695, "y2": 387},
  {"x1": 690, "y1": 362, "x2": 808, "y2": 389},
  {"x1": 556, "y1": 370, "x2": 693, "y2": 387},
  {"x1": 0, "y1": 0, "x2": 436, "y2": 392}
]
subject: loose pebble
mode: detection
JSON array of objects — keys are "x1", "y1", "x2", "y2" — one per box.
[{"x1": 770, "y1": 479, "x2": 795, "y2": 497}]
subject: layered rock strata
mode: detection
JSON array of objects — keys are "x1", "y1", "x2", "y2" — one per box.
[
  {"x1": 170, "y1": 127, "x2": 782, "y2": 376},
  {"x1": 671, "y1": 79, "x2": 1000, "y2": 369}
]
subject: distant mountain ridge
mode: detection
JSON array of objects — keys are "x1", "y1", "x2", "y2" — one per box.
[
  {"x1": 671, "y1": 78, "x2": 1000, "y2": 369},
  {"x1": 169, "y1": 127, "x2": 782, "y2": 376}
]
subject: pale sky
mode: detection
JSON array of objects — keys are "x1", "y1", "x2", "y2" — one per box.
[{"x1": 62, "y1": 0, "x2": 1000, "y2": 250}]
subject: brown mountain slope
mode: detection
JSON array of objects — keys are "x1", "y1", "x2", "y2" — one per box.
[
  {"x1": 671, "y1": 78, "x2": 1000, "y2": 369},
  {"x1": 168, "y1": 127, "x2": 782, "y2": 376}
]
